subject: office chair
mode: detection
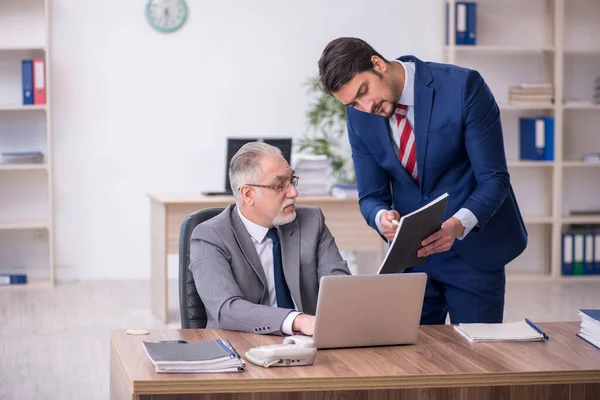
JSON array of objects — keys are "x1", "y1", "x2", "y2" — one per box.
[{"x1": 178, "y1": 207, "x2": 225, "y2": 328}]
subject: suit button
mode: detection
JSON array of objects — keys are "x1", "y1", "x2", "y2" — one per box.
[
  {"x1": 423, "y1": 194, "x2": 429, "y2": 201},
  {"x1": 254, "y1": 328, "x2": 259, "y2": 333},
  {"x1": 267, "y1": 325, "x2": 271, "y2": 331}
]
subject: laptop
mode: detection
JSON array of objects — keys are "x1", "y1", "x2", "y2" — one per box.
[{"x1": 312, "y1": 273, "x2": 427, "y2": 349}]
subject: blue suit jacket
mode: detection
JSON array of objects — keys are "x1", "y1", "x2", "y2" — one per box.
[{"x1": 347, "y1": 56, "x2": 527, "y2": 271}]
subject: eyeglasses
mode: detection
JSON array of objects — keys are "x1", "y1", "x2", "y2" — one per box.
[{"x1": 243, "y1": 175, "x2": 299, "y2": 193}]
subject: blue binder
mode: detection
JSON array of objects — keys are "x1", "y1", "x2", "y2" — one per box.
[
  {"x1": 584, "y1": 233, "x2": 595, "y2": 275},
  {"x1": 22, "y1": 60, "x2": 34, "y2": 105},
  {"x1": 562, "y1": 233, "x2": 573, "y2": 276},
  {"x1": 0, "y1": 274, "x2": 27, "y2": 285},
  {"x1": 595, "y1": 233, "x2": 600, "y2": 275},
  {"x1": 465, "y1": 2, "x2": 477, "y2": 45},
  {"x1": 520, "y1": 117, "x2": 554, "y2": 161},
  {"x1": 446, "y1": 2, "x2": 477, "y2": 46}
]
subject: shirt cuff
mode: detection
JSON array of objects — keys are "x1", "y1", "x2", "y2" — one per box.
[
  {"x1": 453, "y1": 208, "x2": 479, "y2": 240},
  {"x1": 375, "y1": 209, "x2": 387, "y2": 235},
  {"x1": 282, "y1": 311, "x2": 301, "y2": 335}
]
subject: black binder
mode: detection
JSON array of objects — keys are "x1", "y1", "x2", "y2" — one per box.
[{"x1": 378, "y1": 193, "x2": 449, "y2": 274}]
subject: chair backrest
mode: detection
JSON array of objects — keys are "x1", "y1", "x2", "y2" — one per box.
[{"x1": 179, "y1": 207, "x2": 225, "y2": 328}]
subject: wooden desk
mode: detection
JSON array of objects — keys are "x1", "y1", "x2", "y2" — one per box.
[
  {"x1": 110, "y1": 322, "x2": 600, "y2": 400},
  {"x1": 148, "y1": 194, "x2": 383, "y2": 323}
]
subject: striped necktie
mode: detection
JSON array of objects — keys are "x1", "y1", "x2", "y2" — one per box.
[{"x1": 394, "y1": 104, "x2": 418, "y2": 182}]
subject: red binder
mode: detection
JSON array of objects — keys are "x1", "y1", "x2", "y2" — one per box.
[{"x1": 33, "y1": 58, "x2": 46, "y2": 105}]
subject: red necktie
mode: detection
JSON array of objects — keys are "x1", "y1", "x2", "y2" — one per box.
[{"x1": 394, "y1": 104, "x2": 418, "y2": 182}]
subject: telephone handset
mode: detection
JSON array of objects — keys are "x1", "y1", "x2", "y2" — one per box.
[{"x1": 244, "y1": 335, "x2": 317, "y2": 368}]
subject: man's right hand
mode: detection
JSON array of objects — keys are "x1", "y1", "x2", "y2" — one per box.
[
  {"x1": 291, "y1": 314, "x2": 315, "y2": 336},
  {"x1": 380, "y1": 210, "x2": 401, "y2": 241}
]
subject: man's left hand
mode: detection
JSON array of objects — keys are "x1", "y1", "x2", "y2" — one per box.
[{"x1": 417, "y1": 217, "x2": 465, "y2": 258}]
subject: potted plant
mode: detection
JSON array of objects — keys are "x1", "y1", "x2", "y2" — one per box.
[{"x1": 297, "y1": 75, "x2": 356, "y2": 185}]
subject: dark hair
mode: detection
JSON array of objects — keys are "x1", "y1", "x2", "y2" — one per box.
[{"x1": 318, "y1": 37, "x2": 388, "y2": 95}]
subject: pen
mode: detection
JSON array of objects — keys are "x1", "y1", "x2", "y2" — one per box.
[
  {"x1": 216, "y1": 338, "x2": 236, "y2": 358},
  {"x1": 391, "y1": 219, "x2": 400, "y2": 227},
  {"x1": 525, "y1": 318, "x2": 550, "y2": 341},
  {"x1": 223, "y1": 339, "x2": 241, "y2": 359}
]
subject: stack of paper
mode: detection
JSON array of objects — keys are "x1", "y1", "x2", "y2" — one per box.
[
  {"x1": 291, "y1": 154, "x2": 332, "y2": 196},
  {"x1": 330, "y1": 184, "x2": 358, "y2": 199},
  {"x1": 508, "y1": 83, "x2": 553, "y2": 105},
  {"x1": 143, "y1": 339, "x2": 245, "y2": 373},
  {"x1": 454, "y1": 320, "x2": 546, "y2": 342},
  {"x1": 0, "y1": 151, "x2": 44, "y2": 164},
  {"x1": 577, "y1": 309, "x2": 600, "y2": 350}
]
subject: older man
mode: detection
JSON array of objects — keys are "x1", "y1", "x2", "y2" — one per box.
[{"x1": 190, "y1": 142, "x2": 350, "y2": 336}]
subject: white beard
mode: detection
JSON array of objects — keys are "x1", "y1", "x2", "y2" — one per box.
[{"x1": 272, "y1": 200, "x2": 297, "y2": 226}]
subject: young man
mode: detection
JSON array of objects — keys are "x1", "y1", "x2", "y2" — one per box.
[
  {"x1": 317, "y1": 37, "x2": 527, "y2": 324},
  {"x1": 189, "y1": 142, "x2": 350, "y2": 335}
]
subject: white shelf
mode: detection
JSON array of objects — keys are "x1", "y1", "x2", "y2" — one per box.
[
  {"x1": 0, "y1": 164, "x2": 47, "y2": 171},
  {"x1": 0, "y1": 45, "x2": 46, "y2": 52},
  {"x1": 562, "y1": 216, "x2": 600, "y2": 225},
  {"x1": 0, "y1": 105, "x2": 47, "y2": 112},
  {"x1": 444, "y1": 45, "x2": 554, "y2": 53},
  {"x1": 563, "y1": 161, "x2": 600, "y2": 168},
  {"x1": 506, "y1": 274, "x2": 554, "y2": 282},
  {"x1": 442, "y1": 0, "x2": 600, "y2": 281},
  {"x1": 0, "y1": 220, "x2": 49, "y2": 230},
  {"x1": 563, "y1": 102, "x2": 600, "y2": 110},
  {"x1": 564, "y1": 48, "x2": 600, "y2": 55},
  {"x1": 507, "y1": 161, "x2": 554, "y2": 168},
  {"x1": 523, "y1": 216, "x2": 554, "y2": 224},
  {"x1": 0, "y1": 279, "x2": 52, "y2": 288},
  {"x1": 509, "y1": 274, "x2": 600, "y2": 282},
  {"x1": 0, "y1": 0, "x2": 53, "y2": 284},
  {"x1": 557, "y1": 275, "x2": 600, "y2": 282},
  {"x1": 499, "y1": 103, "x2": 555, "y2": 110}
]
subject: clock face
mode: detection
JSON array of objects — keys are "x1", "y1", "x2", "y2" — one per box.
[{"x1": 145, "y1": 0, "x2": 188, "y2": 33}]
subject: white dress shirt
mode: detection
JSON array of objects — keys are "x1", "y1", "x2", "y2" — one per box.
[
  {"x1": 374, "y1": 60, "x2": 478, "y2": 240},
  {"x1": 236, "y1": 207, "x2": 299, "y2": 335}
]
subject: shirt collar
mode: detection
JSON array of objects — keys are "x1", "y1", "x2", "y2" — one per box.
[
  {"x1": 236, "y1": 206, "x2": 270, "y2": 243},
  {"x1": 394, "y1": 60, "x2": 415, "y2": 107}
]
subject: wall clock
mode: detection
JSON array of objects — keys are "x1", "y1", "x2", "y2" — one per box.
[{"x1": 145, "y1": 0, "x2": 188, "y2": 33}]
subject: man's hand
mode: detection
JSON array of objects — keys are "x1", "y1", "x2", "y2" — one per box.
[
  {"x1": 379, "y1": 210, "x2": 401, "y2": 241},
  {"x1": 417, "y1": 217, "x2": 465, "y2": 258},
  {"x1": 292, "y1": 314, "x2": 315, "y2": 336}
]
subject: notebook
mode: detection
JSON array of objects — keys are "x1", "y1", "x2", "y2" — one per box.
[
  {"x1": 454, "y1": 320, "x2": 547, "y2": 342},
  {"x1": 378, "y1": 192, "x2": 449, "y2": 274},
  {"x1": 143, "y1": 339, "x2": 245, "y2": 373},
  {"x1": 576, "y1": 309, "x2": 600, "y2": 350}
]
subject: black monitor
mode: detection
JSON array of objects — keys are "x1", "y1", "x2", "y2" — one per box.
[{"x1": 223, "y1": 138, "x2": 293, "y2": 194}]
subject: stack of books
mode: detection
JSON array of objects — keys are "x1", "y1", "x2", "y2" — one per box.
[
  {"x1": 291, "y1": 154, "x2": 332, "y2": 196},
  {"x1": 0, "y1": 151, "x2": 44, "y2": 165},
  {"x1": 143, "y1": 339, "x2": 245, "y2": 373},
  {"x1": 576, "y1": 309, "x2": 600, "y2": 350},
  {"x1": 509, "y1": 83, "x2": 554, "y2": 105},
  {"x1": 330, "y1": 184, "x2": 358, "y2": 199}
]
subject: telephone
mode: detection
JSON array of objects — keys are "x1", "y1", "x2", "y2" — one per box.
[{"x1": 244, "y1": 335, "x2": 317, "y2": 368}]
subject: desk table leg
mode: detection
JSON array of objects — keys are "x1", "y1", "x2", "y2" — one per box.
[{"x1": 150, "y1": 200, "x2": 168, "y2": 323}]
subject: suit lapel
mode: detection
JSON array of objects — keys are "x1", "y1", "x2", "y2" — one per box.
[
  {"x1": 230, "y1": 207, "x2": 268, "y2": 300},
  {"x1": 404, "y1": 56, "x2": 434, "y2": 193},
  {"x1": 278, "y1": 218, "x2": 302, "y2": 312}
]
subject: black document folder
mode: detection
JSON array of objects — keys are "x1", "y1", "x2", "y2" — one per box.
[{"x1": 378, "y1": 193, "x2": 449, "y2": 274}]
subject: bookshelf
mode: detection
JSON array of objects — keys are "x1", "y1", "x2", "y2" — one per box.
[
  {"x1": 442, "y1": 0, "x2": 600, "y2": 281},
  {"x1": 0, "y1": 0, "x2": 54, "y2": 285}
]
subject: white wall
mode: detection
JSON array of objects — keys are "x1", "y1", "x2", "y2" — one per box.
[{"x1": 50, "y1": 0, "x2": 443, "y2": 280}]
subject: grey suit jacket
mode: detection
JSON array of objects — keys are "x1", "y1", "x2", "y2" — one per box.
[{"x1": 189, "y1": 204, "x2": 350, "y2": 335}]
